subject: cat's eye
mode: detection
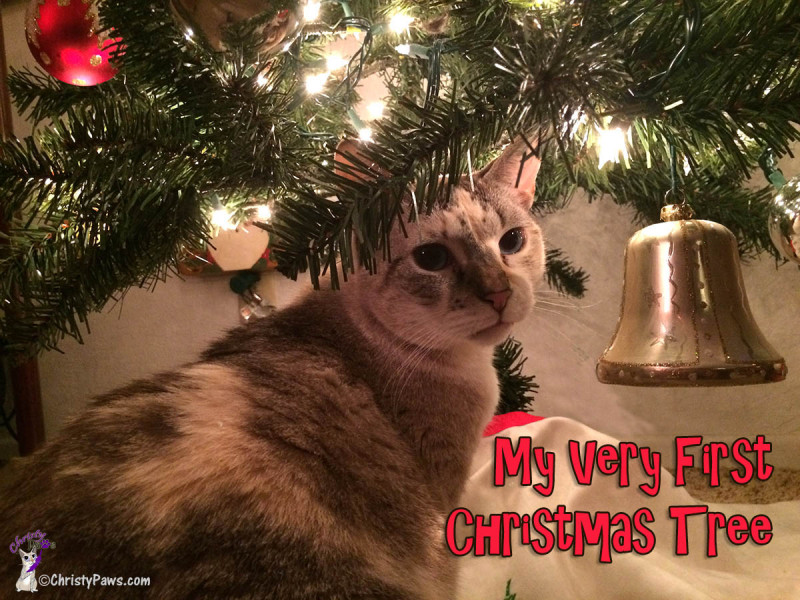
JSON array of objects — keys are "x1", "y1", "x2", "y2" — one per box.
[
  {"x1": 412, "y1": 244, "x2": 451, "y2": 271},
  {"x1": 499, "y1": 228, "x2": 526, "y2": 255}
]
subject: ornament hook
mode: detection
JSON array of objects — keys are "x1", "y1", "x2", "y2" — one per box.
[{"x1": 660, "y1": 145, "x2": 693, "y2": 221}]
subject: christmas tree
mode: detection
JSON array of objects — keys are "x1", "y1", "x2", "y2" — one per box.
[{"x1": 1, "y1": 0, "x2": 798, "y2": 362}]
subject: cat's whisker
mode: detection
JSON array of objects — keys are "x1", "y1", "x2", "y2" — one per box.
[
  {"x1": 536, "y1": 299, "x2": 579, "y2": 309},
  {"x1": 383, "y1": 325, "x2": 444, "y2": 405},
  {"x1": 535, "y1": 314, "x2": 592, "y2": 358},
  {"x1": 387, "y1": 337, "x2": 432, "y2": 397},
  {"x1": 393, "y1": 327, "x2": 449, "y2": 401},
  {"x1": 536, "y1": 298, "x2": 603, "y2": 310},
  {"x1": 532, "y1": 304, "x2": 601, "y2": 336},
  {"x1": 536, "y1": 292, "x2": 603, "y2": 309}
]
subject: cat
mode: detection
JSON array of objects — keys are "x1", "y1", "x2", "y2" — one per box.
[
  {"x1": 15, "y1": 549, "x2": 38, "y2": 593},
  {"x1": 0, "y1": 139, "x2": 544, "y2": 599}
]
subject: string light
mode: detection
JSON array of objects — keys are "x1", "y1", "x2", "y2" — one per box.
[
  {"x1": 596, "y1": 124, "x2": 630, "y2": 169},
  {"x1": 737, "y1": 128, "x2": 754, "y2": 144},
  {"x1": 211, "y1": 208, "x2": 235, "y2": 230},
  {"x1": 388, "y1": 13, "x2": 414, "y2": 34},
  {"x1": 305, "y1": 72, "x2": 329, "y2": 95},
  {"x1": 255, "y1": 205, "x2": 272, "y2": 222},
  {"x1": 394, "y1": 43, "x2": 430, "y2": 58},
  {"x1": 358, "y1": 127, "x2": 373, "y2": 142},
  {"x1": 303, "y1": 1, "x2": 321, "y2": 21},
  {"x1": 256, "y1": 73, "x2": 269, "y2": 87},
  {"x1": 326, "y1": 53, "x2": 349, "y2": 72},
  {"x1": 366, "y1": 101, "x2": 385, "y2": 120}
]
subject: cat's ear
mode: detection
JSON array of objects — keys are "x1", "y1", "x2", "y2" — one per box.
[
  {"x1": 477, "y1": 137, "x2": 541, "y2": 209},
  {"x1": 333, "y1": 139, "x2": 389, "y2": 183},
  {"x1": 18, "y1": 549, "x2": 24, "y2": 558}
]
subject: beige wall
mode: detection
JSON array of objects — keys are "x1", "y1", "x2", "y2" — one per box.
[{"x1": 2, "y1": 2, "x2": 798, "y2": 468}]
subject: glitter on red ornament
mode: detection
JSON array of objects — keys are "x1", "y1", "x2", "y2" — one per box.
[{"x1": 25, "y1": 0, "x2": 123, "y2": 87}]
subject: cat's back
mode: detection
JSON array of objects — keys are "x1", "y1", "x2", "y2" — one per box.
[{"x1": 0, "y1": 294, "x2": 450, "y2": 599}]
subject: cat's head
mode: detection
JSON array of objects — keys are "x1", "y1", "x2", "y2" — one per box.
[
  {"x1": 341, "y1": 139, "x2": 545, "y2": 350},
  {"x1": 18, "y1": 549, "x2": 36, "y2": 566}
]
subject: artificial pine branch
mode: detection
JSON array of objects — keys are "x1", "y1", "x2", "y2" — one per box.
[
  {"x1": 493, "y1": 337, "x2": 538, "y2": 415},
  {"x1": 8, "y1": 67, "x2": 126, "y2": 125},
  {"x1": 545, "y1": 248, "x2": 589, "y2": 299},
  {"x1": 2, "y1": 0, "x2": 800, "y2": 351}
]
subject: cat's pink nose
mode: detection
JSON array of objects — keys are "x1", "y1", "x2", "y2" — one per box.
[{"x1": 484, "y1": 289, "x2": 512, "y2": 312}]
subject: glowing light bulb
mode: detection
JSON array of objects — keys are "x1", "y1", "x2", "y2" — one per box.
[
  {"x1": 185, "y1": 28, "x2": 194, "y2": 40},
  {"x1": 736, "y1": 129, "x2": 754, "y2": 144},
  {"x1": 256, "y1": 73, "x2": 268, "y2": 87},
  {"x1": 211, "y1": 208, "x2": 235, "y2": 230},
  {"x1": 366, "y1": 101, "x2": 385, "y2": 120},
  {"x1": 305, "y1": 72, "x2": 328, "y2": 95},
  {"x1": 395, "y1": 44, "x2": 411, "y2": 55},
  {"x1": 303, "y1": 1, "x2": 321, "y2": 21},
  {"x1": 256, "y1": 205, "x2": 272, "y2": 222},
  {"x1": 358, "y1": 127, "x2": 373, "y2": 142},
  {"x1": 596, "y1": 126, "x2": 629, "y2": 169},
  {"x1": 326, "y1": 53, "x2": 349, "y2": 72},
  {"x1": 389, "y1": 13, "x2": 414, "y2": 34}
]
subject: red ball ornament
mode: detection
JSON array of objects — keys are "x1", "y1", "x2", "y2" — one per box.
[{"x1": 25, "y1": 0, "x2": 122, "y2": 87}]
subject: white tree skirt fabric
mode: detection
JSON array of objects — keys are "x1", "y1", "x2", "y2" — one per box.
[{"x1": 456, "y1": 417, "x2": 800, "y2": 600}]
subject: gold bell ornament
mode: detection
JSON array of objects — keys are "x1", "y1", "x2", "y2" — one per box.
[{"x1": 596, "y1": 196, "x2": 787, "y2": 387}]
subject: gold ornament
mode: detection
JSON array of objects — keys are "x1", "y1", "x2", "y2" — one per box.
[
  {"x1": 597, "y1": 205, "x2": 787, "y2": 387},
  {"x1": 768, "y1": 175, "x2": 800, "y2": 265},
  {"x1": 169, "y1": 0, "x2": 304, "y2": 54},
  {"x1": 659, "y1": 202, "x2": 693, "y2": 222}
]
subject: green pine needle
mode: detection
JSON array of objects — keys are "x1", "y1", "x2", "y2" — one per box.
[
  {"x1": 545, "y1": 248, "x2": 589, "y2": 298},
  {"x1": 494, "y1": 337, "x2": 538, "y2": 415}
]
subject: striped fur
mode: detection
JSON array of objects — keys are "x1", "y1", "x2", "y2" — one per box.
[{"x1": 0, "y1": 141, "x2": 544, "y2": 599}]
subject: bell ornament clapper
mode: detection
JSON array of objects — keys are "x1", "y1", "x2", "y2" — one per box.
[{"x1": 597, "y1": 212, "x2": 787, "y2": 387}]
